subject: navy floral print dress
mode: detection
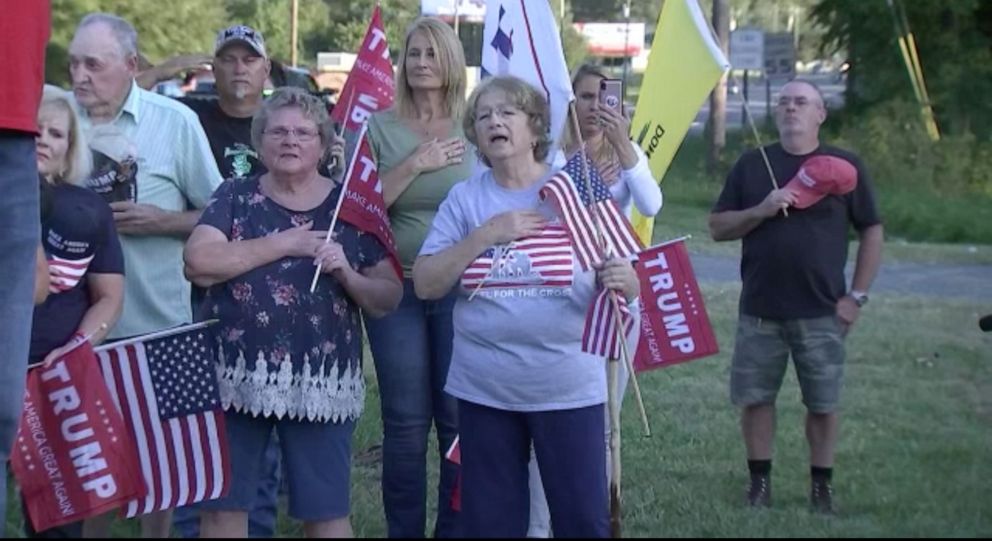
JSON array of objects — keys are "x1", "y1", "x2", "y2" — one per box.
[{"x1": 198, "y1": 176, "x2": 386, "y2": 423}]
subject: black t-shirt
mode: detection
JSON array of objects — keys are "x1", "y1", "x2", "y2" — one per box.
[
  {"x1": 712, "y1": 143, "x2": 882, "y2": 319},
  {"x1": 31, "y1": 184, "x2": 125, "y2": 363},
  {"x1": 180, "y1": 98, "x2": 265, "y2": 181}
]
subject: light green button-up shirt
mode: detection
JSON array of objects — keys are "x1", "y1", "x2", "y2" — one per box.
[{"x1": 76, "y1": 81, "x2": 223, "y2": 339}]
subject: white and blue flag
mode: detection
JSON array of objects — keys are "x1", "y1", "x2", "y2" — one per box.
[{"x1": 481, "y1": 0, "x2": 574, "y2": 162}]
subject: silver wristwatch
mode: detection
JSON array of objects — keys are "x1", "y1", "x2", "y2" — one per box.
[{"x1": 850, "y1": 290, "x2": 869, "y2": 307}]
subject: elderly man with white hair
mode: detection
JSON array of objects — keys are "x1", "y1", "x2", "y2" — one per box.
[{"x1": 67, "y1": 12, "x2": 223, "y2": 537}]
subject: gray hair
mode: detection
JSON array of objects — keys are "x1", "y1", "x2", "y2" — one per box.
[
  {"x1": 251, "y1": 87, "x2": 333, "y2": 151},
  {"x1": 77, "y1": 13, "x2": 139, "y2": 59},
  {"x1": 780, "y1": 78, "x2": 827, "y2": 109},
  {"x1": 39, "y1": 85, "x2": 92, "y2": 185},
  {"x1": 463, "y1": 76, "x2": 551, "y2": 167}
]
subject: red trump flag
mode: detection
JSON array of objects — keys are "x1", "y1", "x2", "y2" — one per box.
[
  {"x1": 12, "y1": 342, "x2": 146, "y2": 533},
  {"x1": 330, "y1": 5, "x2": 394, "y2": 133},
  {"x1": 634, "y1": 239, "x2": 719, "y2": 372},
  {"x1": 337, "y1": 125, "x2": 402, "y2": 278}
]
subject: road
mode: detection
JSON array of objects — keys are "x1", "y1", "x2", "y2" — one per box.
[
  {"x1": 687, "y1": 73, "x2": 846, "y2": 134},
  {"x1": 690, "y1": 252, "x2": 992, "y2": 302}
]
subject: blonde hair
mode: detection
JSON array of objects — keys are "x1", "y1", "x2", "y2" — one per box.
[
  {"x1": 393, "y1": 17, "x2": 466, "y2": 120},
  {"x1": 38, "y1": 85, "x2": 92, "y2": 185},
  {"x1": 564, "y1": 64, "x2": 617, "y2": 167},
  {"x1": 463, "y1": 76, "x2": 551, "y2": 167}
]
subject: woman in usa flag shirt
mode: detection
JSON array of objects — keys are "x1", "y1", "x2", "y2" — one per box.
[{"x1": 413, "y1": 76, "x2": 640, "y2": 538}]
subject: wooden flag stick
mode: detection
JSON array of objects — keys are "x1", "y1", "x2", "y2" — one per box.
[
  {"x1": 26, "y1": 322, "x2": 109, "y2": 370},
  {"x1": 606, "y1": 354, "x2": 622, "y2": 539},
  {"x1": 567, "y1": 102, "x2": 651, "y2": 437},
  {"x1": 740, "y1": 93, "x2": 788, "y2": 217},
  {"x1": 608, "y1": 294, "x2": 651, "y2": 436},
  {"x1": 309, "y1": 109, "x2": 361, "y2": 294}
]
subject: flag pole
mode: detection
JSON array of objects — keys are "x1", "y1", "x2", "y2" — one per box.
[
  {"x1": 568, "y1": 101, "x2": 655, "y2": 539},
  {"x1": 92, "y1": 320, "x2": 219, "y2": 353},
  {"x1": 740, "y1": 94, "x2": 788, "y2": 217},
  {"x1": 309, "y1": 117, "x2": 365, "y2": 294},
  {"x1": 568, "y1": 102, "x2": 651, "y2": 438}
]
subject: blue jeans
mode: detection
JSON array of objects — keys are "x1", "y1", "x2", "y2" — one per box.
[
  {"x1": 365, "y1": 279, "x2": 460, "y2": 537},
  {"x1": 173, "y1": 432, "x2": 281, "y2": 537},
  {"x1": 0, "y1": 131, "x2": 40, "y2": 532}
]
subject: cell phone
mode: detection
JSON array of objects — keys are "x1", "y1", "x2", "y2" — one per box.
[{"x1": 599, "y1": 79, "x2": 623, "y2": 114}]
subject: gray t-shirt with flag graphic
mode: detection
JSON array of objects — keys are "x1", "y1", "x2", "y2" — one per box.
[{"x1": 420, "y1": 169, "x2": 637, "y2": 412}]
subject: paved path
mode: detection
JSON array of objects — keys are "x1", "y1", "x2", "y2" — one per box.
[{"x1": 690, "y1": 253, "x2": 992, "y2": 302}]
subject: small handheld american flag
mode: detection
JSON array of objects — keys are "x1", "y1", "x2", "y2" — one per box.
[
  {"x1": 539, "y1": 153, "x2": 642, "y2": 271},
  {"x1": 94, "y1": 322, "x2": 229, "y2": 517},
  {"x1": 540, "y1": 153, "x2": 641, "y2": 359}
]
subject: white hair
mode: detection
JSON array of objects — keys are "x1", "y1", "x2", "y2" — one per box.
[{"x1": 77, "y1": 13, "x2": 139, "y2": 59}]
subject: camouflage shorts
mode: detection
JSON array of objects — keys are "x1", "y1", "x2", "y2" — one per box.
[{"x1": 729, "y1": 314, "x2": 846, "y2": 413}]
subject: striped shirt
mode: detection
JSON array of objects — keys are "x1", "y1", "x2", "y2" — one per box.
[{"x1": 76, "y1": 81, "x2": 223, "y2": 339}]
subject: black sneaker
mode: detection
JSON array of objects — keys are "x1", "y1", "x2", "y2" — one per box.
[
  {"x1": 746, "y1": 474, "x2": 771, "y2": 507},
  {"x1": 810, "y1": 479, "x2": 834, "y2": 515}
]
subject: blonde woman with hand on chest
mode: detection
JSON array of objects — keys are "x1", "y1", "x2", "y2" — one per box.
[{"x1": 363, "y1": 16, "x2": 472, "y2": 538}]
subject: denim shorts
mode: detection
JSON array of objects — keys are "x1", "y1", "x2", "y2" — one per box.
[
  {"x1": 198, "y1": 410, "x2": 355, "y2": 521},
  {"x1": 730, "y1": 314, "x2": 846, "y2": 413}
]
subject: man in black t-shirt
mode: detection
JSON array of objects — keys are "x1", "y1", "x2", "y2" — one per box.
[
  {"x1": 140, "y1": 25, "x2": 281, "y2": 538},
  {"x1": 709, "y1": 80, "x2": 884, "y2": 514},
  {"x1": 182, "y1": 25, "x2": 271, "y2": 181}
]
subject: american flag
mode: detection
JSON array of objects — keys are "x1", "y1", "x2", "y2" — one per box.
[
  {"x1": 95, "y1": 324, "x2": 229, "y2": 517},
  {"x1": 583, "y1": 289, "x2": 635, "y2": 359},
  {"x1": 48, "y1": 254, "x2": 94, "y2": 293},
  {"x1": 540, "y1": 153, "x2": 641, "y2": 359},
  {"x1": 539, "y1": 153, "x2": 642, "y2": 271},
  {"x1": 462, "y1": 226, "x2": 573, "y2": 291}
]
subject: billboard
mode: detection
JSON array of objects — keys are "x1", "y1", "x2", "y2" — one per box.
[
  {"x1": 573, "y1": 22, "x2": 646, "y2": 57},
  {"x1": 421, "y1": 0, "x2": 486, "y2": 22}
]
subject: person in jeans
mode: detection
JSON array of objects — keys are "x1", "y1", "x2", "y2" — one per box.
[
  {"x1": 709, "y1": 79, "x2": 883, "y2": 514},
  {"x1": 0, "y1": 4, "x2": 50, "y2": 534},
  {"x1": 364, "y1": 17, "x2": 470, "y2": 537}
]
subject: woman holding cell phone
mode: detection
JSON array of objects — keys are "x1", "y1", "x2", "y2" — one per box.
[{"x1": 565, "y1": 64, "x2": 662, "y2": 219}]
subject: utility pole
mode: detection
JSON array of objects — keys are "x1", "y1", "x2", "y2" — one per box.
[
  {"x1": 621, "y1": 0, "x2": 632, "y2": 92},
  {"x1": 290, "y1": 0, "x2": 299, "y2": 67},
  {"x1": 707, "y1": 0, "x2": 730, "y2": 174},
  {"x1": 454, "y1": 0, "x2": 461, "y2": 39}
]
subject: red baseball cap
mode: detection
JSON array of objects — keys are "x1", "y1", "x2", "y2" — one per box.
[{"x1": 784, "y1": 155, "x2": 858, "y2": 209}]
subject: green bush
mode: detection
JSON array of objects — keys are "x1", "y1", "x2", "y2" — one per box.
[
  {"x1": 827, "y1": 99, "x2": 992, "y2": 242},
  {"x1": 662, "y1": 101, "x2": 992, "y2": 245}
]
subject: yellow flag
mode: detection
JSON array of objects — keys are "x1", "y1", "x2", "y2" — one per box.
[{"x1": 630, "y1": 0, "x2": 729, "y2": 245}]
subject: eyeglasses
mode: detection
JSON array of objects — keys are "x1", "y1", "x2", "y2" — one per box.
[
  {"x1": 776, "y1": 97, "x2": 815, "y2": 108},
  {"x1": 473, "y1": 105, "x2": 523, "y2": 124},
  {"x1": 263, "y1": 127, "x2": 319, "y2": 142}
]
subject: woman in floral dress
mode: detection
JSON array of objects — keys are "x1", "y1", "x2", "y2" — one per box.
[{"x1": 183, "y1": 87, "x2": 402, "y2": 537}]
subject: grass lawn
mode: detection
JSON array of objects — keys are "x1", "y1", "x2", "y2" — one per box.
[
  {"x1": 11, "y1": 275, "x2": 987, "y2": 538},
  {"x1": 6, "y1": 132, "x2": 991, "y2": 536}
]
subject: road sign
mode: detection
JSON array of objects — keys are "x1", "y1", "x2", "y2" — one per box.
[
  {"x1": 763, "y1": 32, "x2": 796, "y2": 79},
  {"x1": 730, "y1": 28, "x2": 764, "y2": 70}
]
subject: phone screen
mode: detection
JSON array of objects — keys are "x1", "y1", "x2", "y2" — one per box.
[{"x1": 599, "y1": 79, "x2": 623, "y2": 114}]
